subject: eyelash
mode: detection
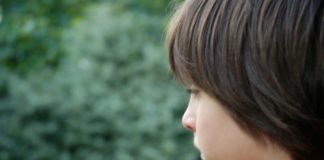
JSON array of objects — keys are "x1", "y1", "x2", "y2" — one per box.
[{"x1": 186, "y1": 89, "x2": 199, "y2": 95}]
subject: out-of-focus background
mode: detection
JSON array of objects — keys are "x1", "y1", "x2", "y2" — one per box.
[{"x1": 0, "y1": 0, "x2": 199, "y2": 159}]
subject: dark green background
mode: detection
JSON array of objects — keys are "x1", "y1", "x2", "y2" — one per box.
[{"x1": 0, "y1": 0, "x2": 199, "y2": 159}]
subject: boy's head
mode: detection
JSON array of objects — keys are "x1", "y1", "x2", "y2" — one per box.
[{"x1": 167, "y1": 0, "x2": 323, "y2": 159}]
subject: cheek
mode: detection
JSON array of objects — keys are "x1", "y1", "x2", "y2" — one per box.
[
  {"x1": 195, "y1": 102, "x2": 266, "y2": 160},
  {"x1": 194, "y1": 103, "x2": 226, "y2": 159}
]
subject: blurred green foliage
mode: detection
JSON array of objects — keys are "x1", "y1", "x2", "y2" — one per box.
[
  {"x1": 0, "y1": 0, "x2": 95, "y2": 72},
  {"x1": 0, "y1": 0, "x2": 198, "y2": 160}
]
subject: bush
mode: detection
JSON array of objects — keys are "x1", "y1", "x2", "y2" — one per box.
[
  {"x1": 0, "y1": 1, "x2": 198, "y2": 160},
  {"x1": 0, "y1": 0, "x2": 94, "y2": 73}
]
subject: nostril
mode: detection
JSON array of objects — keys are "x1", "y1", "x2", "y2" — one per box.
[
  {"x1": 183, "y1": 123, "x2": 194, "y2": 131},
  {"x1": 182, "y1": 116, "x2": 195, "y2": 132}
]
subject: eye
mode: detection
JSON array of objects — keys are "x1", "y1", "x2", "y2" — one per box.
[{"x1": 186, "y1": 88, "x2": 199, "y2": 95}]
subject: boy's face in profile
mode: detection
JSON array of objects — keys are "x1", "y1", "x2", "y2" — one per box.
[
  {"x1": 168, "y1": 0, "x2": 323, "y2": 158},
  {"x1": 182, "y1": 89, "x2": 291, "y2": 160}
]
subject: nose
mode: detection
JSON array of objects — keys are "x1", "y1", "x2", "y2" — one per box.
[
  {"x1": 182, "y1": 99, "x2": 196, "y2": 132},
  {"x1": 182, "y1": 113, "x2": 195, "y2": 131}
]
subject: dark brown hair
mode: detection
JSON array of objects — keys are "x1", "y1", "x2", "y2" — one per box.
[{"x1": 167, "y1": 0, "x2": 323, "y2": 159}]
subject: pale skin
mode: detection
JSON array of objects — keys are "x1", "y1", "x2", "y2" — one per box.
[{"x1": 182, "y1": 87, "x2": 292, "y2": 160}]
